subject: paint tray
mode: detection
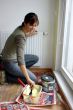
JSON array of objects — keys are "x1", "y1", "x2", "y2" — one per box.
[{"x1": 23, "y1": 84, "x2": 42, "y2": 104}]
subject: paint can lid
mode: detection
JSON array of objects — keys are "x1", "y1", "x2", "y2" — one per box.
[{"x1": 41, "y1": 74, "x2": 54, "y2": 82}]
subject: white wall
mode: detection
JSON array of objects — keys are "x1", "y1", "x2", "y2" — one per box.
[
  {"x1": 0, "y1": 0, "x2": 59, "y2": 68},
  {"x1": 54, "y1": 0, "x2": 66, "y2": 70}
]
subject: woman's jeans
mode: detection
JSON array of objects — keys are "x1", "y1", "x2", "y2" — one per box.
[{"x1": 3, "y1": 54, "x2": 39, "y2": 83}]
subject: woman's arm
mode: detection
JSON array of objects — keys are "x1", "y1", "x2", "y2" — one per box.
[
  {"x1": 15, "y1": 35, "x2": 35, "y2": 86},
  {"x1": 19, "y1": 64, "x2": 35, "y2": 86}
]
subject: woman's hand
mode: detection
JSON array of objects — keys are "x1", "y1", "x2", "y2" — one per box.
[
  {"x1": 27, "y1": 78, "x2": 35, "y2": 87},
  {"x1": 30, "y1": 30, "x2": 38, "y2": 36},
  {"x1": 26, "y1": 31, "x2": 38, "y2": 37}
]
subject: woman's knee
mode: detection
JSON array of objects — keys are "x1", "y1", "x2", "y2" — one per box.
[{"x1": 33, "y1": 55, "x2": 39, "y2": 63}]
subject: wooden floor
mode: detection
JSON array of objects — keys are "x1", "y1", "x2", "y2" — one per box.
[
  {"x1": 30, "y1": 104, "x2": 66, "y2": 110},
  {"x1": 0, "y1": 68, "x2": 68, "y2": 109}
]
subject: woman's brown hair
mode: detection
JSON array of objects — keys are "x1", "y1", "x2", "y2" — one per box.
[{"x1": 22, "y1": 12, "x2": 39, "y2": 26}]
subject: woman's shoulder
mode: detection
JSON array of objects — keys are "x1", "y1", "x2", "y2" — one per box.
[{"x1": 12, "y1": 26, "x2": 26, "y2": 38}]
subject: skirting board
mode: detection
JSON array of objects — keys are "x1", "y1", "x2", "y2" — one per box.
[{"x1": 54, "y1": 71, "x2": 73, "y2": 110}]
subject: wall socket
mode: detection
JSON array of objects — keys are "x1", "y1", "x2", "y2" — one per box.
[{"x1": 43, "y1": 32, "x2": 48, "y2": 36}]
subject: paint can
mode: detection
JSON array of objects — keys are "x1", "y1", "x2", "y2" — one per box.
[{"x1": 41, "y1": 74, "x2": 55, "y2": 93}]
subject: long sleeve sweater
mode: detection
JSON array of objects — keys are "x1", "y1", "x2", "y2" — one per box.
[{"x1": 1, "y1": 26, "x2": 27, "y2": 65}]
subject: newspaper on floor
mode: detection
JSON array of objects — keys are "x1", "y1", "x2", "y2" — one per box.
[
  {"x1": 0, "y1": 102, "x2": 29, "y2": 110},
  {"x1": 15, "y1": 88, "x2": 56, "y2": 106}
]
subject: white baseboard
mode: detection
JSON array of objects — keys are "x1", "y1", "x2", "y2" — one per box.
[{"x1": 54, "y1": 71, "x2": 73, "y2": 110}]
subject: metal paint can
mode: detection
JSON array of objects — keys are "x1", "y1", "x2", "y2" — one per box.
[{"x1": 41, "y1": 74, "x2": 55, "y2": 92}]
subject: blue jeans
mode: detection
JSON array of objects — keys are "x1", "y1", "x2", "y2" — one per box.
[{"x1": 3, "y1": 54, "x2": 39, "y2": 83}]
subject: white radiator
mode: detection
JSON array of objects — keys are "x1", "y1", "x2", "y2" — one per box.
[{"x1": 0, "y1": 31, "x2": 51, "y2": 67}]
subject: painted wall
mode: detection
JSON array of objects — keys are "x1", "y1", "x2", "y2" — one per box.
[{"x1": 0, "y1": 0, "x2": 59, "y2": 68}]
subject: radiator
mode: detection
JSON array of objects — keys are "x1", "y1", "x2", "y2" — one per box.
[{"x1": 0, "y1": 31, "x2": 50, "y2": 67}]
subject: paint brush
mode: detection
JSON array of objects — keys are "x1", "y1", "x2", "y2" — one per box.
[{"x1": 18, "y1": 78, "x2": 25, "y2": 87}]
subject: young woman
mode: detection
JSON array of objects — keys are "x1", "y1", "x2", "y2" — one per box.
[{"x1": 1, "y1": 12, "x2": 39, "y2": 86}]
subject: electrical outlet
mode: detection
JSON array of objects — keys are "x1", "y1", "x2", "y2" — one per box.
[{"x1": 43, "y1": 32, "x2": 48, "y2": 36}]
